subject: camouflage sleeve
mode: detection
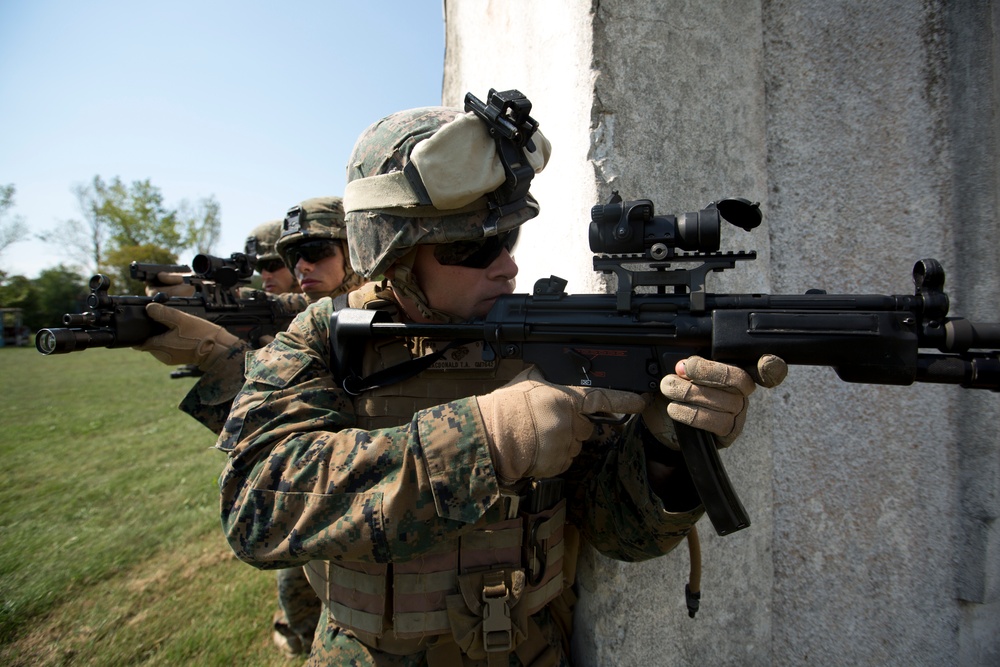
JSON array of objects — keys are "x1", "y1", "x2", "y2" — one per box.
[
  {"x1": 566, "y1": 418, "x2": 704, "y2": 562},
  {"x1": 268, "y1": 291, "x2": 312, "y2": 312},
  {"x1": 215, "y1": 302, "x2": 501, "y2": 570},
  {"x1": 178, "y1": 293, "x2": 311, "y2": 434},
  {"x1": 177, "y1": 339, "x2": 254, "y2": 435}
]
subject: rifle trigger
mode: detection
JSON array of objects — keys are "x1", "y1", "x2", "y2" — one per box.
[{"x1": 589, "y1": 413, "x2": 630, "y2": 426}]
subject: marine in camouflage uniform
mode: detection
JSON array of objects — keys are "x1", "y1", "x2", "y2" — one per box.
[
  {"x1": 135, "y1": 218, "x2": 308, "y2": 432},
  {"x1": 268, "y1": 197, "x2": 364, "y2": 658},
  {"x1": 137, "y1": 202, "x2": 363, "y2": 658},
  {"x1": 215, "y1": 96, "x2": 782, "y2": 666},
  {"x1": 275, "y1": 197, "x2": 363, "y2": 306},
  {"x1": 137, "y1": 199, "x2": 359, "y2": 434},
  {"x1": 248, "y1": 218, "x2": 302, "y2": 296}
]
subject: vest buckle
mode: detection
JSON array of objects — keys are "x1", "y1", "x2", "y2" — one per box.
[{"x1": 481, "y1": 571, "x2": 513, "y2": 653}]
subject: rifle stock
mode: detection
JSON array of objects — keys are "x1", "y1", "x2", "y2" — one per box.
[{"x1": 328, "y1": 193, "x2": 1000, "y2": 536}]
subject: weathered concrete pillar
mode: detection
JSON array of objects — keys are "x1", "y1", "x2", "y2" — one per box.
[{"x1": 443, "y1": 0, "x2": 998, "y2": 664}]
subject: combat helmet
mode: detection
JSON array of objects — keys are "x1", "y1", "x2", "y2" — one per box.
[
  {"x1": 244, "y1": 219, "x2": 284, "y2": 266},
  {"x1": 276, "y1": 196, "x2": 349, "y2": 262},
  {"x1": 342, "y1": 89, "x2": 551, "y2": 282},
  {"x1": 276, "y1": 195, "x2": 361, "y2": 298}
]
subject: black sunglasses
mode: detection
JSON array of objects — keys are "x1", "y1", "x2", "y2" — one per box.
[
  {"x1": 286, "y1": 240, "x2": 340, "y2": 267},
  {"x1": 256, "y1": 259, "x2": 286, "y2": 274},
  {"x1": 434, "y1": 229, "x2": 519, "y2": 269}
]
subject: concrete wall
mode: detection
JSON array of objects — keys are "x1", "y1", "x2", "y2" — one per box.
[{"x1": 443, "y1": 1, "x2": 999, "y2": 665}]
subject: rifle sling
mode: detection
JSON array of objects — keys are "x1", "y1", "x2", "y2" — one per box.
[{"x1": 341, "y1": 339, "x2": 473, "y2": 396}]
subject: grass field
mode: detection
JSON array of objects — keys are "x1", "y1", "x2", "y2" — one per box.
[{"x1": 0, "y1": 347, "x2": 303, "y2": 666}]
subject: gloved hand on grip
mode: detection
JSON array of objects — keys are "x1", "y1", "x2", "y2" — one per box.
[
  {"x1": 133, "y1": 302, "x2": 240, "y2": 369},
  {"x1": 144, "y1": 271, "x2": 196, "y2": 297},
  {"x1": 477, "y1": 368, "x2": 647, "y2": 486},
  {"x1": 643, "y1": 355, "x2": 787, "y2": 448}
]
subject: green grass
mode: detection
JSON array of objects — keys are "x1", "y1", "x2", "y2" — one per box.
[{"x1": 0, "y1": 347, "x2": 302, "y2": 665}]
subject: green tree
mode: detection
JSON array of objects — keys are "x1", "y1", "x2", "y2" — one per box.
[
  {"x1": 104, "y1": 243, "x2": 180, "y2": 295},
  {"x1": 98, "y1": 177, "x2": 182, "y2": 252},
  {"x1": 40, "y1": 175, "x2": 220, "y2": 289},
  {"x1": 36, "y1": 179, "x2": 104, "y2": 275},
  {"x1": 25, "y1": 265, "x2": 88, "y2": 330},
  {"x1": 0, "y1": 274, "x2": 34, "y2": 309},
  {"x1": 0, "y1": 266, "x2": 87, "y2": 331},
  {"x1": 0, "y1": 184, "x2": 29, "y2": 271},
  {"x1": 178, "y1": 195, "x2": 222, "y2": 254}
]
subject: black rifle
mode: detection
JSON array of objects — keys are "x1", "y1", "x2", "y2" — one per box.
[
  {"x1": 328, "y1": 192, "x2": 1000, "y2": 537},
  {"x1": 36, "y1": 251, "x2": 294, "y2": 355},
  {"x1": 128, "y1": 262, "x2": 192, "y2": 285}
]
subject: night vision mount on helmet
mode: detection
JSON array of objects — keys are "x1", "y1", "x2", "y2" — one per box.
[{"x1": 342, "y1": 89, "x2": 551, "y2": 281}]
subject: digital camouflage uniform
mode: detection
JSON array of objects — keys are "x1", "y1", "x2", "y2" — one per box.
[
  {"x1": 169, "y1": 307, "x2": 317, "y2": 653},
  {"x1": 177, "y1": 291, "x2": 311, "y2": 434},
  {"x1": 177, "y1": 213, "x2": 311, "y2": 436},
  {"x1": 181, "y1": 204, "x2": 358, "y2": 655},
  {"x1": 214, "y1": 103, "x2": 706, "y2": 665},
  {"x1": 215, "y1": 294, "x2": 703, "y2": 666},
  {"x1": 180, "y1": 201, "x2": 355, "y2": 436},
  {"x1": 269, "y1": 196, "x2": 362, "y2": 656}
]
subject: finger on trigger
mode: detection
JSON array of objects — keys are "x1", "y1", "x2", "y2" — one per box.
[{"x1": 580, "y1": 387, "x2": 646, "y2": 416}]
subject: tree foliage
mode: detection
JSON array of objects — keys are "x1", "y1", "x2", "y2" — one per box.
[
  {"x1": 178, "y1": 196, "x2": 222, "y2": 254},
  {"x1": 0, "y1": 264, "x2": 87, "y2": 332},
  {"x1": 39, "y1": 175, "x2": 221, "y2": 293},
  {"x1": 0, "y1": 184, "x2": 29, "y2": 268},
  {"x1": 104, "y1": 243, "x2": 181, "y2": 295}
]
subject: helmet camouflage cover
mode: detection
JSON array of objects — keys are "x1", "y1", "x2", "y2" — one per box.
[
  {"x1": 275, "y1": 196, "x2": 348, "y2": 268},
  {"x1": 343, "y1": 103, "x2": 550, "y2": 279},
  {"x1": 244, "y1": 219, "x2": 284, "y2": 262},
  {"x1": 275, "y1": 195, "x2": 362, "y2": 300}
]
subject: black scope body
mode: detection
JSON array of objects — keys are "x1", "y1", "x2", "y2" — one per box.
[
  {"x1": 590, "y1": 198, "x2": 721, "y2": 258},
  {"x1": 589, "y1": 195, "x2": 762, "y2": 259},
  {"x1": 192, "y1": 252, "x2": 254, "y2": 287}
]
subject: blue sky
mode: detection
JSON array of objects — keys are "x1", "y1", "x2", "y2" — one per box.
[{"x1": 0, "y1": 1, "x2": 445, "y2": 278}]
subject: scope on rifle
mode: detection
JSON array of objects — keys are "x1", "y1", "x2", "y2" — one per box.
[
  {"x1": 589, "y1": 192, "x2": 762, "y2": 259},
  {"x1": 191, "y1": 252, "x2": 255, "y2": 288}
]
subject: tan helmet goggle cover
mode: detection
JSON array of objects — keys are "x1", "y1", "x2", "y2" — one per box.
[{"x1": 343, "y1": 111, "x2": 551, "y2": 216}]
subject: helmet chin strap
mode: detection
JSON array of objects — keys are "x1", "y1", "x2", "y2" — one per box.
[
  {"x1": 388, "y1": 248, "x2": 465, "y2": 323},
  {"x1": 333, "y1": 240, "x2": 364, "y2": 295}
]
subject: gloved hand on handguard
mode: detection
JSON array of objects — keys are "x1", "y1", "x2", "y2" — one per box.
[
  {"x1": 144, "y1": 271, "x2": 196, "y2": 298},
  {"x1": 642, "y1": 354, "x2": 787, "y2": 447},
  {"x1": 133, "y1": 302, "x2": 240, "y2": 369}
]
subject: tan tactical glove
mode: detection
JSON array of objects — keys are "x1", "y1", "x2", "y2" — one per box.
[
  {"x1": 133, "y1": 302, "x2": 240, "y2": 369},
  {"x1": 477, "y1": 368, "x2": 647, "y2": 486},
  {"x1": 144, "y1": 272, "x2": 196, "y2": 297},
  {"x1": 643, "y1": 355, "x2": 787, "y2": 448}
]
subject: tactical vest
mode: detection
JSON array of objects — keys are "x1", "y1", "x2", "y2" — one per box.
[{"x1": 304, "y1": 285, "x2": 575, "y2": 662}]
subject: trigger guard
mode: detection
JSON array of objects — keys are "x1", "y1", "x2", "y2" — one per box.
[{"x1": 589, "y1": 412, "x2": 630, "y2": 425}]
